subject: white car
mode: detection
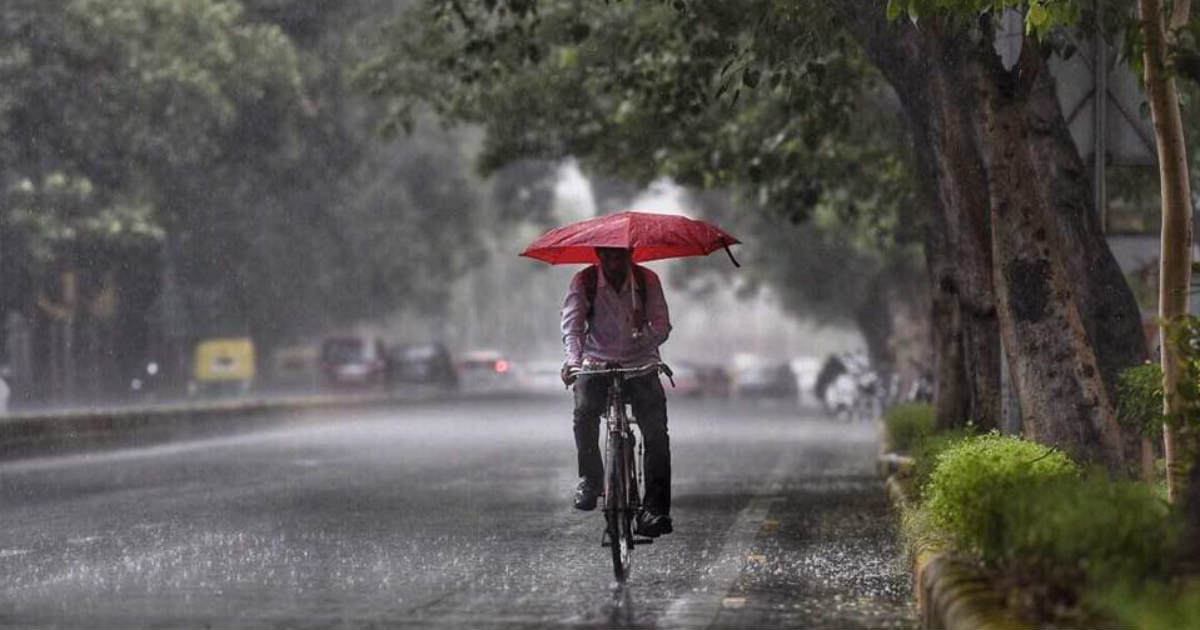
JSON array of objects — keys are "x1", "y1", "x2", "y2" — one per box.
[
  {"x1": 457, "y1": 350, "x2": 519, "y2": 393},
  {"x1": 518, "y1": 360, "x2": 568, "y2": 396}
]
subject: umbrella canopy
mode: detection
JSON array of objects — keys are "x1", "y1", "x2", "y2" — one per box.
[{"x1": 519, "y1": 211, "x2": 741, "y2": 265}]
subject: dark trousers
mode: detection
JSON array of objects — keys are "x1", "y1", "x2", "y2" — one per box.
[{"x1": 573, "y1": 372, "x2": 671, "y2": 515}]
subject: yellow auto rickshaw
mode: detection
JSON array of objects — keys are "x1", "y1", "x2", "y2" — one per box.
[{"x1": 190, "y1": 337, "x2": 256, "y2": 397}]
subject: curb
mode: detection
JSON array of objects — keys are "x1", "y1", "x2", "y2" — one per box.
[
  {"x1": 878, "y1": 452, "x2": 915, "y2": 478},
  {"x1": 880, "y1": 456, "x2": 1036, "y2": 630},
  {"x1": 0, "y1": 388, "x2": 544, "y2": 459}
]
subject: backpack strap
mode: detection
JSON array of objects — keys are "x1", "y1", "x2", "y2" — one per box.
[
  {"x1": 582, "y1": 265, "x2": 647, "y2": 322},
  {"x1": 581, "y1": 265, "x2": 599, "y2": 319}
]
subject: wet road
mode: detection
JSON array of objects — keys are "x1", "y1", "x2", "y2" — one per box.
[{"x1": 0, "y1": 396, "x2": 915, "y2": 629}]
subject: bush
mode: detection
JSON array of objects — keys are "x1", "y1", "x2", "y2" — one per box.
[
  {"x1": 911, "y1": 432, "x2": 1181, "y2": 627},
  {"x1": 1117, "y1": 363, "x2": 1164, "y2": 438},
  {"x1": 883, "y1": 402, "x2": 935, "y2": 454},
  {"x1": 1099, "y1": 579, "x2": 1200, "y2": 630},
  {"x1": 1002, "y1": 476, "x2": 1177, "y2": 586},
  {"x1": 925, "y1": 433, "x2": 1078, "y2": 562},
  {"x1": 910, "y1": 427, "x2": 975, "y2": 498}
]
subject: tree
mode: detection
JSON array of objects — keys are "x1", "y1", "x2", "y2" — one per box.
[
  {"x1": 1137, "y1": 0, "x2": 1195, "y2": 502},
  {"x1": 356, "y1": 0, "x2": 930, "y2": 380},
  {"x1": 891, "y1": 0, "x2": 1194, "y2": 489},
  {"x1": 0, "y1": 0, "x2": 306, "y2": 396},
  {"x1": 1, "y1": 0, "x2": 524, "y2": 401},
  {"x1": 357, "y1": 0, "x2": 1147, "y2": 470}
]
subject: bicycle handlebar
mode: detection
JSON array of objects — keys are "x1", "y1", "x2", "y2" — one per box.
[
  {"x1": 568, "y1": 362, "x2": 675, "y2": 387},
  {"x1": 570, "y1": 362, "x2": 667, "y2": 375}
]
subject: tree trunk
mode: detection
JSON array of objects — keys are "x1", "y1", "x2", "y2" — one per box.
[
  {"x1": 848, "y1": 15, "x2": 1002, "y2": 431},
  {"x1": 1024, "y1": 49, "x2": 1148, "y2": 464},
  {"x1": 843, "y1": 8, "x2": 1144, "y2": 464},
  {"x1": 911, "y1": 121, "x2": 972, "y2": 428},
  {"x1": 931, "y1": 40, "x2": 1004, "y2": 434},
  {"x1": 974, "y1": 41, "x2": 1130, "y2": 474},
  {"x1": 1139, "y1": 0, "x2": 1195, "y2": 503}
]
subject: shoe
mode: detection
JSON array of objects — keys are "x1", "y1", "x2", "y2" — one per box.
[
  {"x1": 573, "y1": 478, "x2": 600, "y2": 511},
  {"x1": 634, "y1": 511, "x2": 673, "y2": 537}
]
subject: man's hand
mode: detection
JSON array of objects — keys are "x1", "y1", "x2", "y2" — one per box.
[{"x1": 561, "y1": 362, "x2": 580, "y2": 387}]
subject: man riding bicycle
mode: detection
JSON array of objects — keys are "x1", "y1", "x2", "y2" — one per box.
[{"x1": 560, "y1": 246, "x2": 673, "y2": 538}]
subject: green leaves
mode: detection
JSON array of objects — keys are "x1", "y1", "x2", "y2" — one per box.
[
  {"x1": 3, "y1": 172, "x2": 162, "y2": 267},
  {"x1": 924, "y1": 432, "x2": 1079, "y2": 561},
  {"x1": 1117, "y1": 362, "x2": 1166, "y2": 437},
  {"x1": 64, "y1": 0, "x2": 302, "y2": 172},
  {"x1": 1160, "y1": 315, "x2": 1200, "y2": 429},
  {"x1": 353, "y1": 0, "x2": 926, "y2": 330},
  {"x1": 1026, "y1": 2, "x2": 1049, "y2": 31},
  {"x1": 885, "y1": 0, "x2": 1082, "y2": 39}
]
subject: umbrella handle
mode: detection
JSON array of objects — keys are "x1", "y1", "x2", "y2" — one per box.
[{"x1": 723, "y1": 243, "x2": 741, "y2": 268}]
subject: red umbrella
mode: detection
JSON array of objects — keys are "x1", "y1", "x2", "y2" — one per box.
[{"x1": 519, "y1": 211, "x2": 741, "y2": 266}]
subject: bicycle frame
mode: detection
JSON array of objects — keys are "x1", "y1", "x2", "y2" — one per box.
[
  {"x1": 571, "y1": 362, "x2": 666, "y2": 582},
  {"x1": 605, "y1": 373, "x2": 641, "y2": 581}
]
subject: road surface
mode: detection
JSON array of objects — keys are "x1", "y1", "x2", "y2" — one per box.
[{"x1": 0, "y1": 396, "x2": 914, "y2": 629}]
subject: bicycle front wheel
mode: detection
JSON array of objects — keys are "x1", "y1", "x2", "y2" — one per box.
[{"x1": 605, "y1": 432, "x2": 633, "y2": 582}]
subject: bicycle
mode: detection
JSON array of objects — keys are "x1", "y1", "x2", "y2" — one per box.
[{"x1": 570, "y1": 361, "x2": 673, "y2": 583}]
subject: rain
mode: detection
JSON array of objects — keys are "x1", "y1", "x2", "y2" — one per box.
[{"x1": 3, "y1": 0, "x2": 1187, "y2": 628}]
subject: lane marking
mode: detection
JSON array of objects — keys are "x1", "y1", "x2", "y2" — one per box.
[{"x1": 661, "y1": 451, "x2": 793, "y2": 629}]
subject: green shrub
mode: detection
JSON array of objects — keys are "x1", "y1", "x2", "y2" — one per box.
[
  {"x1": 883, "y1": 402, "x2": 935, "y2": 454},
  {"x1": 1095, "y1": 579, "x2": 1200, "y2": 630},
  {"x1": 911, "y1": 432, "x2": 1182, "y2": 627},
  {"x1": 1117, "y1": 362, "x2": 1164, "y2": 438},
  {"x1": 899, "y1": 502, "x2": 953, "y2": 558},
  {"x1": 1002, "y1": 476, "x2": 1177, "y2": 586},
  {"x1": 910, "y1": 427, "x2": 976, "y2": 499},
  {"x1": 925, "y1": 433, "x2": 1078, "y2": 562}
]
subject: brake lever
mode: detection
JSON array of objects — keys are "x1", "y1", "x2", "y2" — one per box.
[{"x1": 660, "y1": 364, "x2": 675, "y2": 388}]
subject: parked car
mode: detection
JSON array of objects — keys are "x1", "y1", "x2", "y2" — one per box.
[
  {"x1": 319, "y1": 335, "x2": 389, "y2": 389},
  {"x1": 189, "y1": 337, "x2": 256, "y2": 397},
  {"x1": 457, "y1": 349, "x2": 517, "y2": 393},
  {"x1": 684, "y1": 362, "x2": 732, "y2": 398},
  {"x1": 389, "y1": 342, "x2": 458, "y2": 390},
  {"x1": 518, "y1": 359, "x2": 567, "y2": 395},
  {"x1": 667, "y1": 363, "x2": 704, "y2": 396},
  {"x1": 269, "y1": 344, "x2": 320, "y2": 392},
  {"x1": 733, "y1": 361, "x2": 799, "y2": 400}
]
